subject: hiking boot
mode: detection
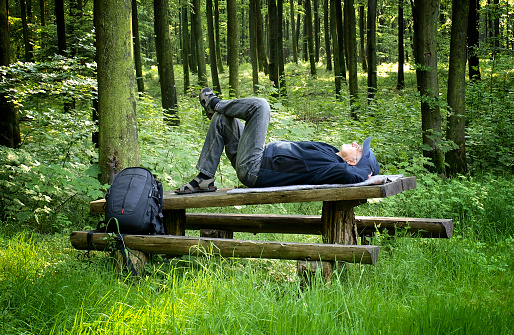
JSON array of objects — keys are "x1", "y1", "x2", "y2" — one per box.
[{"x1": 199, "y1": 87, "x2": 218, "y2": 119}]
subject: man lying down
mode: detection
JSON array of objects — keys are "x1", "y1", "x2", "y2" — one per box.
[{"x1": 175, "y1": 88, "x2": 380, "y2": 194}]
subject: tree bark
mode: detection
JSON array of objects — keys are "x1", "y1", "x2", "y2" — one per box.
[
  {"x1": 411, "y1": 0, "x2": 445, "y2": 174},
  {"x1": 323, "y1": 0, "x2": 331, "y2": 70},
  {"x1": 132, "y1": 0, "x2": 144, "y2": 93},
  {"x1": 181, "y1": 4, "x2": 190, "y2": 94},
  {"x1": 0, "y1": 0, "x2": 21, "y2": 148},
  {"x1": 255, "y1": 0, "x2": 268, "y2": 74},
  {"x1": 192, "y1": 0, "x2": 207, "y2": 87},
  {"x1": 227, "y1": 0, "x2": 239, "y2": 97},
  {"x1": 367, "y1": 0, "x2": 377, "y2": 101},
  {"x1": 268, "y1": 0, "x2": 280, "y2": 92},
  {"x1": 446, "y1": 0, "x2": 469, "y2": 175},
  {"x1": 55, "y1": 0, "x2": 67, "y2": 55},
  {"x1": 206, "y1": 0, "x2": 221, "y2": 94},
  {"x1": 96, "y1": 0, "x2": 140, "y2": 184},
  {"x1": 358, "y1": 5, "x2": 367, "y2": 71},
  {"x1": 467, "y1": 0, "x2": 481, "y2": 80},
  {"x1": 291, "y1": 0, "x2": 299, "y2": 63},
  {"x1": 154, "y1": 0, "x2": 179, "y2": 125},
  {"x1": 345, "y1": 0, "x2": 358, "y2": 115},
  {"x1": 396, "y1": 0, "x2": 405, "y2": 90},
  {"x1": 330, "y1": 0, "x2": 342, "y2": 97},
  {"x1": 305, "y1": 0, "x2": 317, "y2": 76},
  {"x1": 249, "y1": 0, "x2": 259, "y2": 92},
  {"x1": 277, "y1": 0, "x2": 287, "y2": 95},
  {"x1": 214, "y1": 0, "x2": 224, "y2": 73},
  {"x1": 20, "y1": 0, "x2": 33, "y2": 61},
  {"x1": 313, "y1": 0, "x2": 320, "y2": 62}
]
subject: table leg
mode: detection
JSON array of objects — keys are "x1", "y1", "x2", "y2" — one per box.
[{"x1": 298, "y1": 199, "x2": 366, "y2": 282}]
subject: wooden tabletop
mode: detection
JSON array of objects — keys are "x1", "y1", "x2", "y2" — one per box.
[{"x1": 90, "y1": 176, "x2": 416, "y2": 214}]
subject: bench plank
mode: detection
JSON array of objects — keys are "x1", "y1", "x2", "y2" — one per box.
[
  {"x1": 70, "y1": 231, "x2": 379, "y2": 265},
  {"x1": 185, "y1": 213, "x2": 453, "y2": 238},
  {"x1": 89, "y1": 176, "x2": 416, "y2": 214}
]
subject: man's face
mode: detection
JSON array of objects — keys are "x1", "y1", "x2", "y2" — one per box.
[{"x1": 339, "y1": 142, "x2": 363, "y2": 165}]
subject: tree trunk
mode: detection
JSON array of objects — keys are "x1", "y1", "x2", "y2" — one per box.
[
  {"x1": 214, "y1": 0, "x2": 224, "y2": 73},
  {"x1": 132, "y1": 0, "x2": 144, "y2": 93},
  {"x1": 345, "y1": 0, "x2": 358, "y2": 116},
  {"x1": 227, "y1": 0, "x2": 239, "y2": 97},
  {"x1": 268, "y1": 0, "x2": 280, "y2": 92},
  {"x1": 55, "y1": 0, "x2": 66, "y2": 55},
  {"x1": 313, "y1": 0, "x2": 320, "y2": 62},
  {"x1": 255, "y1": 0, "x2": 268, "y2": 74},
  {"x1": 467, "y1": 0, "x2": 481, "y2": 80},
  {"x1": 396, "y1": 0, "x2": 405, "y2": 90},
  {"x1": 96, "y1": 0, "x2": 140, "y2": 184},
  {"x1": 154, "y1": 0, "x2": 179, "y2": 125},
  {"x1": 331, "y1": 0, "x2": 342, "y2": 97},
  {"x1": 20, "y1": 0, "x2": 33, "y2": 61},
  {"x1": 324, "y1": 0, "x2": 331, "y2": 70},
  {"x1": 291, "y1": 0, "x2": 299, "y2": 63},
  {"x1": 359, "y1": 5, "x2": 367, "y2": 71},
  {"x1": 181, "y1": 4, "x2": 190, "y2": 94},
  {"x1": 192, "y1": 0, "x2": 207, "y2": 87},
  {"x1": 206, "y1": 0, "x2": 221, "y2": 94},
  {"x1": 305, "y1": 0, "x2": 317, "y2": 76},
  {"x1": 411, "y1": 0, "x2": 445, "y2": 174},
  {"x1": 277, "y1": 0, "x2": 287, "y2": 95},
  {"x1": 446, "y1": 0, "x2": 469, "y2": 175},
  {"x1": 335, "y1": 0, "x2": 346, "y2": 81},
  {"x1": 249, "y1": 0, "x2": 259, "y2": 92},
  {"x1": 0, "y1": 0, "x2": 21, "y2": 148},
  {"x1": 367, "y1": 0, "x2": 377, "y2": 100},
  {"x1": 40, "y1": 0, "x2": 46, "y2": 26}
]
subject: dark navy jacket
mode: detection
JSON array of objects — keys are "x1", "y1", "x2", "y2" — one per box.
[{"x1": 254, "y1": 141, "x2": 371, "y2": 187}]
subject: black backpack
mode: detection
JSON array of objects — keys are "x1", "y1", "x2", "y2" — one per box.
[{"x1": 104, "y1": 167, "x2": 165, "y2": 235}]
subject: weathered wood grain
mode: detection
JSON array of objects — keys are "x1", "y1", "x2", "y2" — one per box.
[
  {"x1": 70, "y1": 231, "x2": 379, "y2": 265},
  {"x1": 90, "y1": 176, "x2": 417, "y2": 213}
]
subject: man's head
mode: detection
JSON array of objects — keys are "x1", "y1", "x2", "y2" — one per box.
[{"x1": 337, "y1": 137, "x2": 380, "y2": 175}]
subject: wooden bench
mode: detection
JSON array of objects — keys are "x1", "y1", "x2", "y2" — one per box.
[{"x1": 70, "y1": 175, "x2": 452, "y2": 276}]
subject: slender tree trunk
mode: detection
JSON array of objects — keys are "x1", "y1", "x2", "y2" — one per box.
[
  {"x1": 467, "y1": 0, "x2": 481, "y2": 80},
  {"x1": 192, "y1": 0, "x2": 207, "y2": 87},
  {"x1": 206, "y1": 0, "x2": 221, "y2": 94},
  {"x1": 411, "y1": 0, "x2": 445, "y2": 174},
  {"x1": 40, "y1": 0, "x2": 46, "y2": 26},
  {"x1": 55, "y1": 0, "x2": 66, "y2": 55},
  {"x1": 249, "y1": 0, "x2": 259, "y2": 92},
  {"x1": 305, "y1": 0, "x2": 317, "y2": 76},
  {"x1": 332, "y1": 0, "x2": 343, "y2": 98},
  {"x1": 291, "y1": 0, "x2": 298, "y2": 63},
  {"x1": 227, "y1": 0, "x2": 239, "y2": 97},
  {"x1": 0, "y1": 0, "x2": 21, "y2": 148},
  {"x1": 446, "y1": 0, "x2": 469, "y2": 175},
  {"x1": 20, "y1": 0, "x2": 33, "y2": 61},
  {"x1": 189, "y1": 11, "x2": 197, "y2": 74},
  {"x1": 396, "y1": 0, "x2": 405, "y2": 89},
  {"x1": 324, "y1": 0, "x2": 331, "y2": 70},
  {"x1": 313, "y1": 0, "x2": 320, "y2": 62},
  {"x1": 214, "y1": 0, "x2": 224, "y2": 73},
  {"x1": 335, "y1": 0, "x2": 346, "y2": 81},
  {"x1": 345, "y1": 0, "x2": 358, "y2": 115},
  {"x1": 181, "y1": 3, "x2": 190, "y2": 94},
  {"x1": 278, "y1": 0, "x2": 287, "y2": 94},
  {"x1": 359, "y1": 5, "x2": 367, "y2": 71},
  {"x1": 132, "y1": 0, "x2": 144, "y2": 93},
  {"x1": 268, "y1": 0, "x2": 280, "y2": 92},
  {"x1": 256, "y1": 0, "x2": 268, "y2": 74},
  {"x1": 96, "y1": 0, "x2": 140, "y2": 184},
  {"x1": 154, "y1": 0, "x2": 179, "y2": 125},
  {"x1": 367, "y1": 0, "x2": 377, "y2": 101}
]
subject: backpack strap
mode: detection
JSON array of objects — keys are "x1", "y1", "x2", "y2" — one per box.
[{"x1": 114, "y1": 234, "x2": 138, "y2": 276}]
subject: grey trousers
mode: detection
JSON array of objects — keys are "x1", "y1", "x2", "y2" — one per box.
[{"x1": 195, "y1": 97, "x2": 271, "y2": 187}]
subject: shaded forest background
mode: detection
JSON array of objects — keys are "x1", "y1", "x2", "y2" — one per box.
[{"x1": 0, "y1": 0, "x2": 513, "y2": 231}]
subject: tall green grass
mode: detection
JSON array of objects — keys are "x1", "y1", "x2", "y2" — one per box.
[{"x1": 1, "y1": 229, "x2": 513, "y2": 334}]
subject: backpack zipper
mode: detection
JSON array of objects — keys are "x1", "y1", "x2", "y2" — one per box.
[{"x1": 121, "y1": 175, "x2": 136, "y2": 214}]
